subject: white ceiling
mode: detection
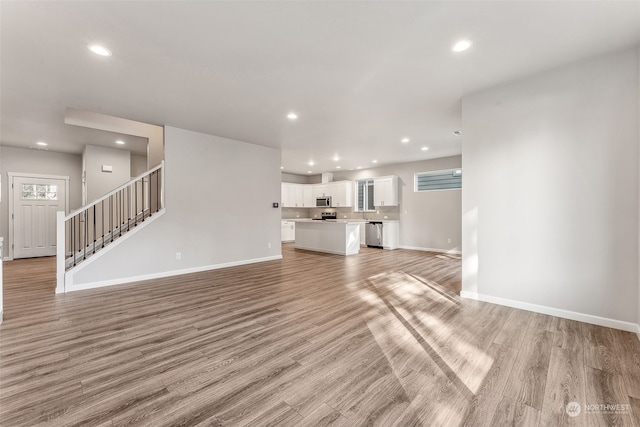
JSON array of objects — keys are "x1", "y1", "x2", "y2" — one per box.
[{"x1": 2, "y1": 1, "x2": 639, "y2": 174}]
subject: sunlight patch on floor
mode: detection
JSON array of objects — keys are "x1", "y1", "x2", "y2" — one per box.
[{"x1": 350, "y1": 270, "x2": 495, "y2": 404}]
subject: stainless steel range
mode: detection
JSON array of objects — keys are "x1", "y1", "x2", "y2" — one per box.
[{"x1": 313, "y1": 212, "x2": 337, "y2": 220}]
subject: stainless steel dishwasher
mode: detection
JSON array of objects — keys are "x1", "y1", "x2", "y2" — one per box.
[{"x1": 365, "y1": 222, "x2": 383, "y2": 248}]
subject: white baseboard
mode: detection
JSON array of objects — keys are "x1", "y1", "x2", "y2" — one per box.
[
  {"x1": 460, "y1": 290, "x2": 638, "y2": 333},
  {"x1": 65, "y1": 255, "x2": 283, "y2": 292},
  {"x1": 399, "y1": 245, "x2": 462, "y2": 255}
]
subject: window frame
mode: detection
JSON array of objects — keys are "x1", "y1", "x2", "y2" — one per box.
[
  {"x1": 414, "y1": 168, "x2": 462, "y2": 193},
  {"x1": 354, "y1": 178, "x2": 376, "y2": 212}
]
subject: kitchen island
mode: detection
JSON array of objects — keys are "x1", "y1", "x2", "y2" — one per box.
[{"x1": 294, "y1": 220, "x2": 362, "y2": 255}]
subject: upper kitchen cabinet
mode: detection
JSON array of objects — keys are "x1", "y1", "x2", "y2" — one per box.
[
  {"x1": 313, "y1": 184, "x2": 329, "y2": 199},
  {"x1": 282, "y1": 183, "x2": 315, "y2": 208},
  {"x1": 329, "y1": 181, "x2": 352, "y2": 207},
  {"x1": 302, "y1": 186, "x2": 314, "y2": 208},
  {"x1": 283, "y1": 180, "x2": 353, "y2": 208},
  {"x1": 281, "y1": 183, "x2": 301, "y2": 208},
  {"x1": 373, "y1": 176, "x2": 399, "y2": 206}
]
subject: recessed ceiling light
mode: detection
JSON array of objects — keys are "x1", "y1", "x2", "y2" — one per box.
[
  {"x1": 332, "y1": 156, "x2": 340, "y2": 161},
  {"x1": 115, "y1": 140, "x2": 125, "y2": 145},
  {"x1": 308, "y1": 161, "x2": 315, "y2": 166},
  {"x1": 421, "y1": 146, "x2": 429, "y2": 151},
  {"x1": 280, "y1": 166, "x2": 284, "y2": 170},
  {"x1": 401, "y1": 138, "x2": 410, "y2": 143},
  {"x1": 452, "y1": 130, "x2": 462, "y2": 136},
  {"x1": 287, "y1": 112, "x2": 298, "y2": 120},
  {"x1": 372, "y1": 160, "x2": 378, "y2": 164},
  {"x1": 336, "y1": 166, "x2": 341, "y2": 169},
  {"x1": 357, "y1": 166, "x2": 362, "y2": 169},
  {"x1": 36, "y1": 141, "x2": 48, "y2": 146},
  {"x1": 452, "y1": 40, "x2": 472, "y2": 53},
  {"x1": 307, "y1": 170, "x2": 312, "y2": 174},
  {"x1": 88, "y1": 44, "x2": 112, "y2": 56}
]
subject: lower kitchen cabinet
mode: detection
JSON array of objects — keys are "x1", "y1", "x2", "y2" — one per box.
[{"x1": 281, "y1": 220, "x2": 295, "y2": 242}]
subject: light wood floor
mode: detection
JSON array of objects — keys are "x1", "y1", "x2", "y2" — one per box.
[{"x1": 1, "y1": 245, "x2": 639, "y2": 426}]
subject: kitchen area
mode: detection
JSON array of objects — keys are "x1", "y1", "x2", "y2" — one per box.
[{"x1": 281, "y1": 173, "x2": 400, "y2": 255}]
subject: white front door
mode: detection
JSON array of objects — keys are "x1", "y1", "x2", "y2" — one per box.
[{"x1": 12, "y1": 176, "x2": 67, "y2": 258}]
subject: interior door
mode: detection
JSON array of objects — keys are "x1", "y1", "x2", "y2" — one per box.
[{"x1": 13, "y1": 176, "x2": 67, "y2": 258}]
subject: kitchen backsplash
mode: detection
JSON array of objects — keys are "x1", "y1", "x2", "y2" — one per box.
[{"x1": 281, "y1": 206, "x2": 400, "y2": 221}]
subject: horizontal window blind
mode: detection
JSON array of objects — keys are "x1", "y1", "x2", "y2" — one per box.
[{"x1": 415, "y1": 169, "x2": 462, "y2": 192}]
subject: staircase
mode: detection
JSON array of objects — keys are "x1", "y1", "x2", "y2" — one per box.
[{"x1": 56, "y1": 162, "x2": 164, "y2": 291}]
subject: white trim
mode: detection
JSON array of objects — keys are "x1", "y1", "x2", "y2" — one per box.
[
  {"x1": 460, "y1": 290, "x2": 638, "y2": 333},
  {"x1": 399, "y1": 245, "x2": 462, "y2": 255},
  {"x1": 7, "y1": 172, "x2": 70, "y2": 260},
  {"x1": 55, "y1": 211, "x2": 65, "y2": 294},
  {"x1": 64, "y1": 254, "x2": 283, "y2": 293}
]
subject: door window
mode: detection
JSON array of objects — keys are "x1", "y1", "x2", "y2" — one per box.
[{"x1": 21, "y1": 184, "x2": 58, "y2": 200}]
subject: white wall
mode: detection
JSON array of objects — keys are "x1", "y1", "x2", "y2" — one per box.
[
  {"x1": 130, "y1": 155, "x2": 148, "y2": 178},
  {"x1": 70, "y1": 126, "x2": 282, "y2": 287},
  {"x1": 462, "y1": 49, "x2": 639, "y2": 330},
  {"x1": 281, "y1": 172, "x2": 312, "y2": 184},
  {"x1": 83, "y1": 145, "x2": 131, "y2": 203},
  {"x1": 0, "y1": 146, "x2": 82, "y2": 244},
  {"x1": 332, "y1": 156, "x2": 462, "y2": 252}
]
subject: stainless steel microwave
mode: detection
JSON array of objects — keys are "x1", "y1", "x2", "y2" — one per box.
[{"x1": 316, "y1": 196, "x2": 332, "y2": 207}]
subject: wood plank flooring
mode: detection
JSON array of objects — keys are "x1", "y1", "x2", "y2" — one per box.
[{"x1": 1, "y1": 245, "x2": 639, "y2": 426}]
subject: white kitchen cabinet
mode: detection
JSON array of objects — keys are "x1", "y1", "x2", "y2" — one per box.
[
  {"x1": 313, "y1": 184, "x2": 328, "y2": 199},
  {"x1": 382, "y1": 221, "x2": 399, "y2": 249},
  {"x1": 281, "y1": 183, "x2": 307, "y2": 208},
  {"x1": 302, "y1": 186, "x2": 314, "y2": 207},
  {"x1": 373, "y1": 176, "x2": 399, "y2": 206},
  {"x1": 311, "y1": 182, "x2": 352, "y2": 207},
  {"x1": 329, "y1": 181, "x2": 353, "y2": 207},
  {"x1": 281, "y1": 220, "x2": 295, "y2": 242},
  {"x1": 284, "y1": 181, "x2": 354, "y2": 208}
]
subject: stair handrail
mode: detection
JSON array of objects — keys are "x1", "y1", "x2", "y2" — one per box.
[{"x1": 65, "y1": 161, "x2": 164, "y2": 221}]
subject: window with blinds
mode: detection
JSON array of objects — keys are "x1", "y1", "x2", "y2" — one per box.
[
  {"x1": 356, "y1": 179, "x2": 375, "y2": 211},
  {"x1": 415, "y1": 169, "x2": 462, "y2": 192}
]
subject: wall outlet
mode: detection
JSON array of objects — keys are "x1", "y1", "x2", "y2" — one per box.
[
  {"x1": 343, "y1": 215, "x2": 347, "y2": 218},
  {"x1": 447, "y1": 238, "x2": 452, "y2": 244},
  {"x1": 296, "y1": 214, "x2": 300, "y2": 218},
  {"x1": 175, "y1": 252, "x2": 181, "y2": 260},
  {"x1": 268, "y1": 243, "x2": 272, "y2": 249},
  {"x1": 383, "y1": 215, "x2": 388, "y2": 219},
  {"x1": 404, "y1": 210, "x2": 408, "y2": 215}
]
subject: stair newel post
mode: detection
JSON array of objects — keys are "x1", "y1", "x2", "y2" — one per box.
[
  {"x1": 141, "y1": 175, "x2": 145, "y2": 222},
  {"x1": 135, "y1": 179, "x2": 138, "y2": 227},
  {"x1": 56, "y1": 211, "x2": 65, "y2": 294},
  {"x1": 93, "y1": 205, "x2": 96, "y2": 256},
  {"x1": 83, "y1": 210, "x2": 87, "y2": 261}
]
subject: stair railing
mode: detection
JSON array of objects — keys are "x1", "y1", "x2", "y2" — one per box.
[{"x1": 58, "y1": 161, "x2": 164, "y2": 276}]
